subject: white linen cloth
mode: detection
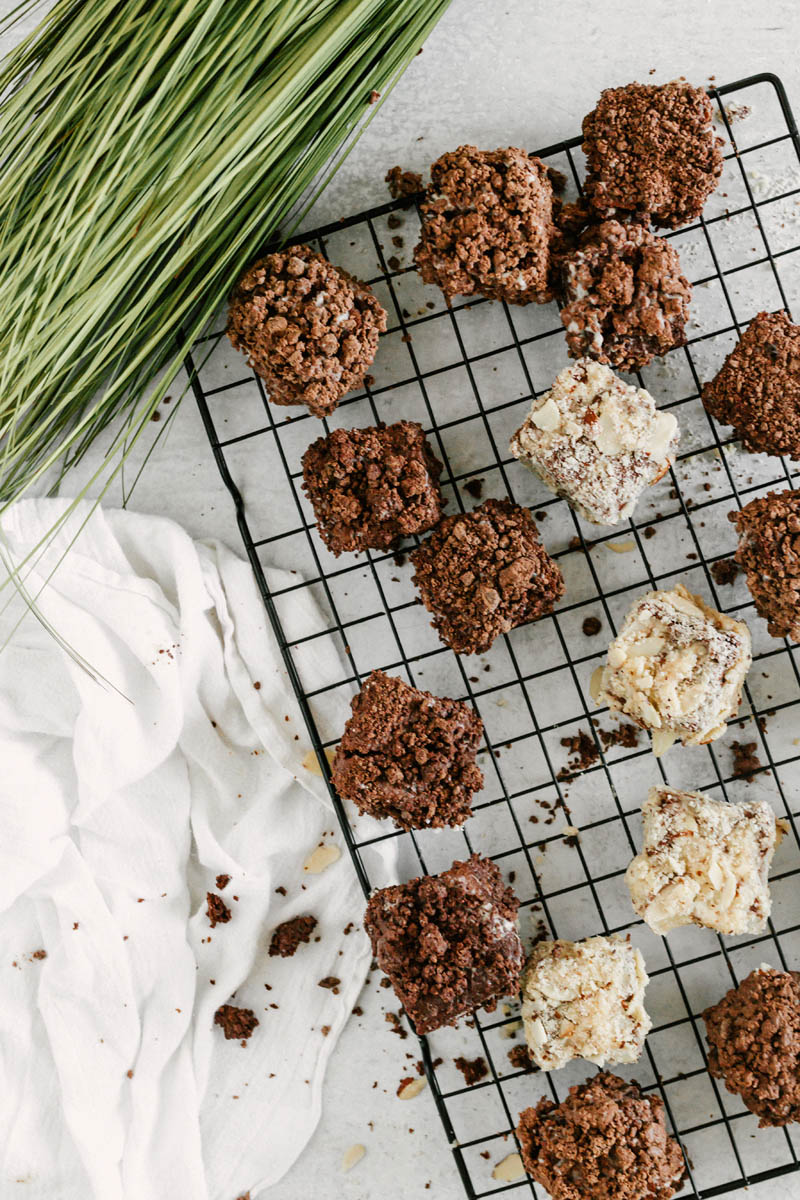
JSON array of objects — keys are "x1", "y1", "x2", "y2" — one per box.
[{"x1": 0, "y1": 498, "x2": 370, "y2": 1200}]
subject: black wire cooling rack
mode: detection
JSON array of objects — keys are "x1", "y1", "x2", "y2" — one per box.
[{"x1": 189, "y1": 73, "x2": 800, "y2": 1199}]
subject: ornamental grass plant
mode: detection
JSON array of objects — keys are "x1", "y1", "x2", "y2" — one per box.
[{"x1": 0, "y1": 0, "x2": 450, "y2": 618}]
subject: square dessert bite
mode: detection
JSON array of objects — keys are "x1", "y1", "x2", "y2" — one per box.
[
  {"x1": 510, "y1": 358, "x2": 679, "y2": 525},
  {"x1": 582, "y1": 81, "x2": 723, "y2": 228},
  {"x1": 517, "y1": 1073, "x2": 686, "y2": 1200},
  {"x1": 592, "y1": 584, "x2": 752, "y2": 754},
  {"x1": 731, "y1": 487, "x2": 800, "y2": 641},
  {"x1": 559, "y1": 220, "x2": 691, "y2": 372},
  {"x1": 626, "y1": 786, "x2": 786, "y2": 936},
  {"x1": 410, "y1": 498, "x2": 564, "y2": 655},
  {"x1": 227, "y1": 245, "x2": 386, "y2": 417},
  {"x1": 301, "y1": 420, "x2": 444, "y2": 555},
  {"x1": 521, "y1": 935, "x2": 651, "y2": 1071},
  {"x1": 331, "y1": 670, "x2": 484, "y2": 830},
  {"x1": 702, "y1": 311, "x2": 800, "y2": 459},
  {"x1": 363, "y1": 853, "x2": 523, "y2": 1035},
  {"x1": 414, "y1": 145, "x2": 556, "y2": 304}
]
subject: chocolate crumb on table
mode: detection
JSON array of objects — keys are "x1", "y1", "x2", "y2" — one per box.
[
  {"x1": 730, "y1": 487, "x2": 800, "y2": 640},
  {"x1": 453, "y1": 1055, "x2": 489, "y2": 1086},
  {"x1": 516, "y1": 1072, "x2": 686, "y2": 1199},
  {"x1": 414, "y1": 146, "x2": 557, "y2": 304},
  {"x1": 214, "y1": 1003, "x2": 259, "y2": 1043},
  {"x1": 301, "y1": 422, "x2": 444, "y2": 556},
  {"x1": 410, "y1": 498, "x2": 564, "y2": 655},
  {"x1": 582, "y1": 81, "x2": 723, "y2": 228},
  {"x1": 582, "y1": 615, "x2": 602, "y2": 637},
  {"x1": 385, "y1": 166, "x2": 423, "y2": 200},
  {"x1": 215, "y1": 873, "x2": 231, "y2": 890},
  {"x1": 702, "y1": 311, "x2": 800, "y2": 459},
  {"x1": 508, "y1": 1044, "x2": 537, "y2": 1073},
  {"x1": 559, "y1": 220, "x2": 691, "y2": 372},
  {"x1": 269, "y1": 914, "x2": 318, "y2": 958},
  {"x1": 226, "y1": 245, "x2": 386, "y2": 418},
  {"x1": 730, "y1": 739, "x2": 762, "y2": 781},
  {"x1": 206, "y1": 892, "x2": 231, "y2": 928},
  {"x1": 703, "y1": 966, "x2": 800, "y2": 1127},
  {"x1": 364, "y1": 853, "x2": 523, "y2": 1035},
  {"x1": 331, "y1": 670, "x2": 484, "y2": 830},
  {"x1": 710, "y1": 557, "x2": 741, "y2": 587}
]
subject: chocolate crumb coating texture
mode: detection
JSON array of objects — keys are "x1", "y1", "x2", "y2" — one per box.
[
  {"x1": 593, "y1": 584, "x2": 751, "y2": 753},
  {"x1": 227, "y1": 245, "x2": 386, "y2": 418},
  {"x1": 731, "y1": 488, "x2": 800, "y2": 641},
  {"x1": 582, "y1": 81, "x2": 723, "y2": 228},
  {"x1": 302, "y1": 421, "x2": 444, "y2": 555},
  {"x1": 703, "y1": 311, "x2": 800, "y2": 459},
  {"x1": 704, "y1": 967, "x2": 800, "y2": 1127},
  {"x1": 414, "y1": 146, "x2": 556, "y2": 304},
  {"x1": 560, "y1": 220, "x2": 691, "y2": 372},
  {"x1": 510, "y1": 358, "x2": 679, "y2": 525},
  {"x1": 517, "y1": 1072, "x2": 686, "y2": 1200},
  {"x1": 410, "y1": 498, "x2": 564, "y2": 655},
  {"x1": 332, "y1": 670, "x2": 483, "y2": 830},
  {"x1": 364, "y1": 853, "x2": 523, "y2": 1035}
]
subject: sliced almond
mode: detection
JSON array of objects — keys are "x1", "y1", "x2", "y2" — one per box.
[
  {"x1": 341, "y1": 1144, "x2": 365, "y2": 1172},
  {"x1": 303, "y1": 843, "x2": 341, "y2": 874},
  {"x1": 606, "y1": 540, "x2": 635, "y2": 554},
  {"x1": 397, "y1": 1076, "x2": 427, "y2": 1100},
  {"x1": 651, "y1": 728, "x2": 677, "y2": 758},
  {"x1": 301, "y1": 747, "x2": 336, "y2": 776},
  {"x1": 492, "y1": 1152, "x2": 525, "y2": 1182},
  {"x1": 589, "y1": 665, "x2": 605, "y2": 703}
]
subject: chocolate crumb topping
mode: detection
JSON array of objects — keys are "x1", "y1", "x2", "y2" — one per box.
[
  {"x1": 517, "y1": 1071, "x2": 685, "y2": 1199},
  {"x1": 704, "y1": 967, "x2": 800, "y2": 1127},
  {"x1": 731, "y1": 487, "x2": 800, "y2": 640},
  {"x1": 710, "y1": 557, "x2": 741, "y2": 587},
  {"x1": 364, "y1": 853, "x2": 523, "y2": 1035},
  {"x1": 385, "y1": 166, "x2": 424, "y2": 200},
  {"x1": 560, "y1": 219, "x2": 691, "y2": 372},
  {"x1": 302, "y1": 421, "x2": 444, "y2": 556},
  {"x1": 332, "y1": 670, "x2": 483, "y2": 830},
  {"x1": 582, "y1": 81, "x2": 723, "y2": 228},
  {"x1": 410, "y1": 498, "x2": 563, "y2": 655},
  {"x1": 703, "y1": 312, "x2": 800, "y2": 459},
  {"x1": 227, "y1": 245, "x2": 386, "y2": 418},
  {"x1": 414, "y1": 146, "x2": 556, "y2": 304}
]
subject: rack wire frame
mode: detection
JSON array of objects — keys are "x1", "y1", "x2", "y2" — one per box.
[{"x1": 189, "y1": 73, "x2": 800, "y2": 1199}]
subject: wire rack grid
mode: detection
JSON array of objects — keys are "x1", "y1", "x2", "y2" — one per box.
[{"x1": 189, "y1": 73, "x2": 800, "y2": 1199}]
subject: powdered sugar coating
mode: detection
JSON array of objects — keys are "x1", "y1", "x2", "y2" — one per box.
[{"x1": 510, "y1": 359, "x2": 679, "y2": 524}]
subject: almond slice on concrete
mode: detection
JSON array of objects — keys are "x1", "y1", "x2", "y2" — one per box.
[
  {"x1": 492, "y1": 1152, "x2": 525, "y2": 1182},
  {"x1": 397, "y1": 1076, "x2": 427, "y2": 1100},
  {"x1": 341, "y1": 1144, "x2": 365, "y2": 1172}
]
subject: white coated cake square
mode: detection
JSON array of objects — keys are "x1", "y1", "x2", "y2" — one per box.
[
  {"x1": 592, "y1": 584, "x2": 752, "y2": 753},
  {"x1": 520, "y1": 934, "x2": 651, "y2": 1070},
  {"x1": 627, "y1": 786, "x2": 786, "y2": 936},
  {"x1": 509, "y1": 358, "x2": 679, "y2": 525}
]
